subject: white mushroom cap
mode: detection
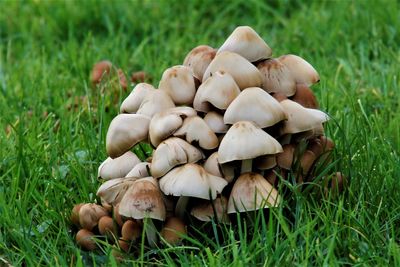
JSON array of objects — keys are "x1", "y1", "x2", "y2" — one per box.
[
  {"x1": 149, "y1": 107, "x2": 197, "y2": 147},
  {"x1": 227, "y1": 172, "x2": 280, "y2": 213},
  {"x1": 98, "y1": 151, "x2": 141, "y2": 180},
  {"x1": 106, "y1": 114, "x2": 150, "y2": 158},
  {"x1": 173, "y1": 116, "x2": 219, "y2": 150},
  {"x1": 278, "y1": 54, "x2": 320, "y2": 86},
  {"x1": 279, "y1": 99, "x2": 329, "y2": 135},
  {"x1": 183, "y1": 45, "x2": 216, "y2": 80},
  {"x1": 218, "y1": 121, "x2": 283, "y2": 164},
  {"x1": 151, "y1": 137, "x2": 204, "y2": 178},
  {"x1": 217, "y1": 26, "x2": 272, "y2": 62},
  {"x1": 203, "y1": 51, "x2": 263, "y2": 89},
  {"x1": 203, "y1": 152, "x2": 223, "y2": 178},
  {"x1": 159, "y1": 65, "x2": 196, "y2": 105},
  {"x1": 224, "y1": 87, "x2": 287, "y2": 128},
  {"x1": 159, "y1": 163, "x2": 227, "y2": 200},
  {"x1": 96, "y1": 177, "x2": 138, "y2": 205},
  {"x1": 193, "y1": 71, "x2": 240, "y2": 112},
  {"x1": 204, "y1": 111, "x2": 229, "y2": 133},
  {"x1": 125, "y1": 162, "x2": 151, "y2": 178},
  {"x1": 190, "y1": 196, "x2": 230, "y2": 223},
  {"x1": 257, "y1": 59, "x2": 296, "y2": 96},
  {"x1": 136, "y1": 89, "x2": 175, "y2": 118},
  {"x1": 120, "y1": 83, "x2": 156, "y2": 113},
  {"x1": 119, "y1": 177, "x2": 166, "y2": 221}
]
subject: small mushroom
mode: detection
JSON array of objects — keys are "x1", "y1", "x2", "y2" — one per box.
[
  {"x1": 137, "y1": 90, "x2": 175, "y2": 118},
  {"x1": 161, "y1": 217, "x2": 187, "y2": 245},
  {"x1": 76, "y1": 229, "x2": 97, "y2": 251},
  {"x1": 98, "y1": 151, "x2": 141, "y2": 180},
  {"x1": 203, "y1": 111, "x2": 229, "y2": 134},
  {"x1": 131, "y1": 71, "x2": 151, "y2": 83},
  {"x1": 183, "y1": 45, "x2": 216, "y2": 80},
  {"x1": 276, "y1": 144, "x2": 296, "y2": 170},
  {"x1": 278, "y1": 54, "x2": 320, "y2": 86},
  {"x1": 125, "y1": 162, "x2": 151, "y2": 178},
  {"x1": 120, "y1": 83, "x2": 156, "y2": 113},
  {"x1": 79, "y1": 203, "x2": 108, "y2": 231},
  {"x1": 117, "y1": 69, "x2": 128, "y2": 90},
  {"x1": 121, "y1": 220, "x2": 142, "y2": 241},
  {"x1": 291, "y1": 84, "x2": 319, "y2": 109},
  {"x1": 191, "y1": 196, "x2": 230, "y2": 223},
  {"x1": 98, "y1": 215, "x2": 118, "y2": 238},
  {"x1": 96, "y1": 177, "x2": 138, "y2": 206},
  {"x1": 91, "y1": 60, "x2": 112, "y2": 84},
  {"x1": 71, "y1": 203, "x2": 84, "y2": 227}
]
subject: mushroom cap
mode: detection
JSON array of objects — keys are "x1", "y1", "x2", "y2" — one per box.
[
  {"x1": 151, "y1": 137, "x2": 204, "y2": 178},
  {"x1": 278, "y1": 54, "x2": 320, "y2": 86},
  {"x1": 254, "y1": 155, "x2": 277, "y2": 170},
  {"x1": 204, "y1": 111, "x2": 229, "y2": 134},
  {"x1": 217, "y1": 26, "x2": 272, "y2": 62},
  {"x1": 161, "y1": 217, "x2": 187, "y2": 245},
  {"x1": 183, "y1": 45, "x2": 216, "y2": 80},
  {"x1": 96, "y1": 177, "x2": 138, "y2": 205},
  {"x1": 203, "y1": 51, "x2": 263, "y2": 89},
  {"x1": 292, "y1": 84, "x2": 319, "y2": 109},
  {"x1": 190, "y1": 196, "x2": 230, "y2": 223},
  {"x1": 120, "y1": 83, "x2": 155, "y2": 113},
  {"x1": 173, "y1": 116, "x2": 219, "y2": 150},
  {"x1": 276, "y1": 144, "x2": 296, "y2": 170},
  {"x1": 224, "y1": 87, "x2": 287, "y2": 128},
  {"x1": 125, "y1": 162, "x2": 151, "y2": 178},
  {"x1": 98, "y1": 216, "x2": 118, "y2": 237},
  {"x1": 279, "y1": 99, "x2": 329, "y2": 135},
  {"x1": 227, "y1": 172, "x2": 280, "y2": 213},
  {"x1": 98, "y1": 151, "x2": 141, "y2": 180},
  {"x1": 137, "y1": 89, "x2": 175, "y2": 118},
  {"x1": 193, "y1": 71, "x2": 240, "y2": 112},
  {"x1": 119, "y1": 177, "x2": 166, "y2": 221},
  {"x1": 218, "y1": 121, "x2": 283, "y2": 164},
  {"x1": 159, "y1": 163, "x2": 227, "y2": 200},
  {"x1": 203, "y1": 152, "x2": 223, "y2": 178},
  {"x1": 106, "y1": 114, "x2": 150, "y2": 158},
  {"x1": 149, "y1": 107, "x2": 197, "y2": 147},
  {"x1": 121, "y1": 220, "x2": 141, "y2": 241},
  {"x1": 91, "y1": 60, "x2": 112, "y2": 84},
  {"x1": 159, "y1": 65, "x2": 196, "y2": 105},
  {"x1": 257, "y1": 58, "x2": 296, "y2": 96},
  {"x1": 76, "y1": 229, "x2": 97, "y2": 251},
  {"x1": 79, "y1": 203, "x2": 108, "y2": 231}
]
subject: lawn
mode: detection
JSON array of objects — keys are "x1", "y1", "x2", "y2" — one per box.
[{"x1": 0, "y1": 0, "x2": 399, "y2": 266}]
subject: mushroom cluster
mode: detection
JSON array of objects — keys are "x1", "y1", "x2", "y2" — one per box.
[{"x1": 71, "y1": 26, "x2": 344, "y2": 253}]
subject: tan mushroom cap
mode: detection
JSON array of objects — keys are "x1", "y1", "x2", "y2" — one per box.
[
  {"x1": 173, "y1": 116, "x2": 219, "y2": 150},
  {"x1": 96, "y1": 177, "x2": 138, "y2": 206},
  {"x1": 106, "y1": 114, "x2": 150, "y2": 158},
  {"x1": 120, "y1": 83, "x2": 155, "y2": 113},
  {"x1": 151, "y1": 137, "x2": 204, "y2": 178},
  {"x1": 257, "y1": 58, "x2": 297, "y2": 96},
  {"x1": 91, "y1": 60, "x2": 112, "y2": 84},
  {"x1": 227, "y1": 172, "x2": 280, "y2": 213},
  {"x1": 161, "y1": 217, "x2": 187, "y2": 245},
  {"x1": 203, "y1": 51, "x2": 263, "y2": 89},
  {"x1": 279, "y1": 99, "x2": 329, "y2": 135},
  {"x1": 149, "y1": 107, "x2": 197, "y2": 147},
  {"x1": 137, "y1": 89, "x2": 175, "y2": 118},
  {"x1": 76, "y1": 229, "x2": 97, "y2": 251},
  {"x1": 191, "y1": 196, "x2": 230, "y2": 223},
  {"x1": 204, "y1": 111, "x2": 229, "y2": 133},
  {"x1": 276, "y1": 144, "x2": 296, "y2": 170},
  {"x1": 254, "y1": 155, "x2": 277, "y2": 170},
  {"x1": 98, "y1": 151, "x2": 141, "y2": 180},
  {"x1": 159, "y1": 65, "x2": 196, "y2": 105},
  {"x1": 278, "y1": 54, "x2": 320, "y2": 86},
  {"x1": 125, "y1": 162, "x2": 151, "y2": 178},
  {"x1": 183, "y1": 45, "x2": 216, "y2": 80},
  {"x1": 159, "y1": 163, "x2": 228, "y2": 200},
  {"x1": 79, "y1": 203, "x2": 108, "y2": 231},
  {"x1": 292, "y1": 84, "x2": 319, "y2": 109},
  {"x1": 193, "y1": 71, "x2": 240, "y2": 112},
  {"x1": 224, "y1": 87, "x2": 287, "y2": 128},
  {"x1": 119, "y1": 177, "x2": 166, "y2": 221},
  {"x1": 218, "y1": 121, "x2": 283, "y2": 164},
  {"x1": 217, "y1": 26, "x2": 272, "y2": 62}
]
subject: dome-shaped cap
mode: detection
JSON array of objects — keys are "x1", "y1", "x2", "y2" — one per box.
[
  {"x1": 183, "y1": 45, "x2": 216, "y2": 80},
  {"x1": 98, "y1": 151, "x2": 141, "y2": 180},
  {"x1": 120, "y1": 83, "x2": 155, "y2": 113}
]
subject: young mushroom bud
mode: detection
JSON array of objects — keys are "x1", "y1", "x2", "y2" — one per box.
[
  {"x1": 79, "y1": 203, "x2": 108, "y2": 231},
  {"x1": 91, "y1": 60, "x2": 112, "y2": 84},
  {"x1": 161, "y1": 217, "x2": 187, "y2": 245},
  {"x1": 71, "y1": 203, "x2": 84, "y2": 227},
  {"x1": 121, "y1": 220, "x2": 142, "y2": 241},
  {"x1": 292, "y1": 84, "x2": 319, "y2": 109},
  {"x1": 98, "y1": 216, "x2": 118, "y2": 239},
  {"x1": 76, "y1": 229, "x2": 97, "y2": 251}
]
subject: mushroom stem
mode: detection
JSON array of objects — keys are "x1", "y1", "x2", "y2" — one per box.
[
  {"x1": 241, "y1": 159, "x2": 252, "y2": 174},
  {"x1": 175, "y1": 196, "x2": 190, "y2": 219},
  {"x1": 280, "y1": 134, "x2": 292, "y2": 146},
  {"x1": 144, "y1": 217, "x2": 158, "y2": 248}
]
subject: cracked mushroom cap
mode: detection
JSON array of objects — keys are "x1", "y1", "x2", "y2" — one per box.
[
  {"x1": 119, "y1": 177, "x2": 166, "y2": 221},
  {"x1": 278, "y1": 54, "x2": 320, "y2": 86},
  {"x1": 257, "y1": 58, "x2": 297, "y2": 96},
  {"x1": 193, "y1": 71, "x2": 240, "y2": 112},
  {"x1": 125, "y1": 162, "x2": 151, "y2": 178},
  {"x1": 96, "y1": 177, "x2": 138, "y2": 206},
  {"x1": 149, "y1": 107, "x2": 197, "y2": 147},
  {"x1": 224, "y1": 87, "x2": 287, "y2": 128},
  {"x1": 218, "y1": 121, "x2": 283, "y2": 164},
  {"x1": 120, "y1": 83, "x2": 156, "y2": 113},
  {"x1": 98, "y1": 151, "x2": 141, "y2": 180},
  {"x1": 173, "y1": 116, "x2": 219, "y2": 150},
  {"x1": 217, "y1": 26, "x2": 272, "y2": 62},
  {"x1": 151, "y1": 137, "x2": 204, "y2": 178},
  {"x1": 106, "y1": 114, "x2": 150, "y2": 158},
  {"x1": 183, "y1": 45, "x2": 217, "y2": 81},
  {"x1": 159, "y1": 163, "x2": 228, "y2": 200},
  {"x1": 279, "y1": 99, "x2": 329, "y2": 135},
  {"x1": 204, "y1": 111, "x2": 229, "y2": 133},
  {"x1": 191, "y1": 196, "x2": 230, "y2": 223},
  {"x1": 228, "y1": 172, "x2": 280, "y2": 213},
  {"x1": 136, "y1": 89, "x2": 175, "y2": 118},
  {"x1": 203, "y1": 51, "x2": 263, "y2": 89},
  {"x1": 159, "y1": 65, "x2": 196, "y2": 105}
]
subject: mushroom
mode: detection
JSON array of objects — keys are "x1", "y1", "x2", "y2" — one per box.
[
  {"x1": 276, "y1": 144, "x2": 296, "y2": 170},
  {"x1": 203, "y1": 51, "x2": 263, "y2": 89},
  {"x1": 223, "y1": 87, "x2": 287, "y2": 128},
  {"x1": 203, "y1": 152, "x2": 235, "y2": 183},
  {"x1": 125, "y1": 162, "x2": 151, "y2": 178},
  {"x1": 106, "y1": 114, "x2": 150, "y2": 158},
  {"x1": 96, "y1": 177, "x2": 138, "y2": 206},
  {"x1": 78, "y1": 203, "x2": 108, "y2": 231},
  {"x1": 160, "y1": 217, "x2": 187, "y2": 245},
  {"x1": 291, "y1": 84, "x2": 319, "y2": 109},
  {"x1": 193, "y1": 71, "x2": 240, "y2": 112},
  {"x1": 121, "y1": 220, "x2": 141, "y2": 242},
  {"x1": 117, "y1": 69, "x2": 128, "y2": 90},
  {"x1": 71, "y1": 203, "x2": 84, "y2": 227},
  {"x1": 120, "y1": 83, "x2": 156, "y2": 113},
  {"x1": 254, "y1": 155, "x2": 277, "y2": 171},
  {"x1": 91, "y1": 60, "x2": 112, "y2": 84},
  {"x1": 278, "y1": 54, "x2": 320, "y2": 86},
  {"x1": 227, "y1": 172, "x2": 280, "y2": 213},
  {"x1": 76, "y1": 229, "x2": 97, "y2": 251},
  {"x1": 131, "y1": 71, "x2": 151, "y2": 84},
  {"x1": 98, "y1": 151, "x2": 141, "y2": 179},
  {"x1": 151, "y1": 137, "x2": 204, "y2": 178},
  {"x1": 159, "y1": 65, "x2": 196, "y2": 105},
  {"x1": 217, "y1": 26, "x2": 272, "y2": 62},
  {"x1": 136, "y1": 90, "x2": 175, "y2": 118},
  {"x1": 183, "y1": 45, "x2": 216, "y2": 80},
  {"x1": 203, "y1": 111, "x2": 229, "y2": 134},
  {"x1": 98, "y1": 216, "x2": 118, "y2": 239},
  {"x1": 191, "y1": 196, "x2": 230, "y2": 223}
]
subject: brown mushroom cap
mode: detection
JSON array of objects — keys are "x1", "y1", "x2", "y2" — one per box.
[
  {"x1": 91, "y1": 60, "x2": 112, "y2": 84},
  {"x1": 278, "y1": 54, "x2": 320, "y2": 86},
  {"x1": 203, "y1": 111, "x2": 229, "y2": 134},
  {"x1": 98, "y1": 216, "x2": 118, "y2": 237},
  {"x1": 71, "y1": 203, "x2": 84, "y2": 227},
  {"x1": 98, "y1": 151, "x2": 141, "y2": 180},
  {"x1": 292, "y1": 84, "x2": 319, "y2": 109},
  {"x1": 79, "y1": 203, "x2": 108, "y2": 231},
  {"x1": 190, "y1": 196, "x2": 230, "y2": 223},
  {"x1": 120, "y1": 83, "x2": 156, "y2": 113},
  {"x1": 183, "y1": 45, "x2": 216, "y2": 80},
  {"x1": 76, "y1": 229, "x2": 97, "y2": 251},
  {"x1": 276, "y1": 144, "x2": 296, "y2": 170},
  {"x1": 137, "y1": 90, "x2": 175, "y2": 118},
  {"x1": 161, "y1": 217, "x2": 187, "y2": 245},
  {"x1": 121, "y1": 220, "x2": 142, "y2": 241}
]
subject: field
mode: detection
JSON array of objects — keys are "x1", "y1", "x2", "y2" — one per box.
[{"x1": 0, "y1": 0, "x2": 399, "y2": 266}]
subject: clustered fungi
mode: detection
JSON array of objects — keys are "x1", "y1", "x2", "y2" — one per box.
[{"x1": 71, "y1": 26, "x2": 345, "y2": 253}]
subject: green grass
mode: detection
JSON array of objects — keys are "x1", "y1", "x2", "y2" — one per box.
[{"x1": 1, "y1": 0, "x2": 399, "y2": 266}]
